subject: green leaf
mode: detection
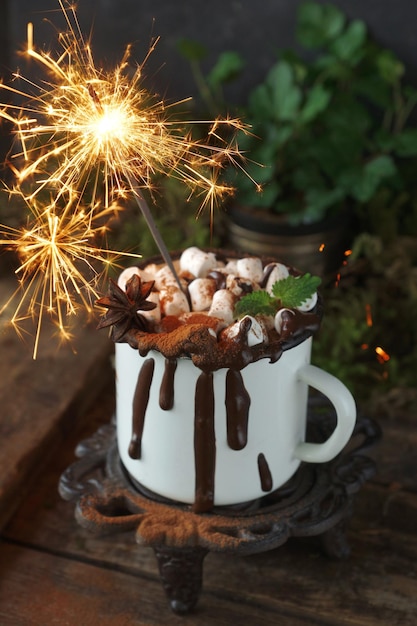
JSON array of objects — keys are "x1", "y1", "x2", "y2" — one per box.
[
  {"x1": 336, "y1": 166, "x2": 363, "y2": 195},
  {"x1": 392, "y1": 129, "x2": 417, "y2": 157},
  {"x1": 376, "y1": 49, "x2": 404, "y2": 84},
  {"x1": 234, "y1": 290, "x2": 276, "y2": 318},
  {"x1": 306, "y1": 128, "x2": 362, "y2": 176},
  {"x1": 297, "y1": 1, "x2": 346, "y2": 49},
  {"x1": 207, "y1": 51, "x2": 245, "y2": 89},
  {"x1": 367, "y1": 153, "x2": 398, "y2": 175},
  {"x1": 281, "y1": 50, "x2": 308, "y2": 82},
  {"x1": 329, "y1": 20, "x2": 367, "y2": 63},
  {"x1": 248, "y1": 84, "x2": 274, "y2": 119},
  {"x1": 249, "y1": 123, "x2": 293, "y2": 160},
  {"x1": 268, "y1": 124, "x2": 294, "y2": 148},
  {"x1": 356, "y1": 155, "x2": 397, "y2": 201},
  {"x1": 299, "y1": 84, "x2": 332, "y2": 123},
  {"x1": 312, "y1": 53, "x2": 351, "y2": 80},
  {"x1": 266, "y1": 61, "x2": 302, "y2": 121},
  {"x1": 355, "y1": 74, "x2": 392, "y2": 108},
  {"x1": 303, "y1": 188, "x2": 346, "y2": 222},
  {"x1": 324, "y1": 98, "x2": 371, "y2": 135},
  {"x1": 272, "y1": 274, "x2": 321, "y2": 307},
  {"x1": 176, "y1": 38, "x2": 207, "y2": 62}
]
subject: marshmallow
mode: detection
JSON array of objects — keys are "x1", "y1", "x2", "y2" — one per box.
[
  {"x1": 257, "y1": 314, "x2": 275, "y2": 332},
  {"x1": 224, "y1": 259, "x2": 238, "y2": 274},
  {"x1": 154, "y1": 265, "x2": 180, "y2": 290},
  {"x1": 180, "y1": 246, "x2": 218, "y2": 278},
  {"x1": 141, "y1": 263, "x2": 160, "y2": 280},
  {"x1": 188, "y1": 278, "x2": 216, "y2": 311},
  {"x1": 118, "y1": 265, "x2": 158, "y2": 291},
  {"x1": 224, "y1": 315, "x2": 267, "y2": 347},
  {"x1": 117, "y1": 266, "x2": 140, "y2": 290},
  {"x1": 140, "y1": 291, "x2": 161, "y2": 325},
  {"x1": 226, "y1": 274, "x2": 257, "y2": 297},
  {"x1": 225, "y1": 274, "x2": 241, "y2": 297},
  {"x1": 274, "y1": 308, "x2": 295, "y2": 334},
  {"x1": 206, "y1": 269, "x2": 227, "y2": 290},
  {"x1": 297, "y1": 291, "x2": 318, "y2": 312},
  {"x1": 159, "y1": 285, "x2": 190, "y2": 317},
  {"x1": 265, "y1": 263, "x2": 290, "y2": 294},
  {"x1": 236, "y1": 257, "x2": 263, "y2": 283},
  {"x1": 207, "y1": 289, "x2": 236, "y2": 325}
]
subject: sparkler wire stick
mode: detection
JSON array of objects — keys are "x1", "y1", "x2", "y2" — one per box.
[{"x1": 126, "y1": 174, "x2": 183, "y2": 291}]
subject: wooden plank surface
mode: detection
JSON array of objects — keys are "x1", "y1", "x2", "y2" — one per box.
[
  {"x1": 0, "y1": 277, "x2": 114, "y2": 529},
  {"x1": 1, "y1": 268, "x2": 416, "y2": 624},
  {"x1": 3, "y1": 541, "x2": 314, "y2": 626},
  {"x1": 1, "y1": 382, "x2": 417, "y2": 625}
]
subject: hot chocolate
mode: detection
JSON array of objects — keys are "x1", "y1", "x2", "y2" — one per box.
[{"x1": 98, "y1": 247, "x2": 356, "y2": 512}]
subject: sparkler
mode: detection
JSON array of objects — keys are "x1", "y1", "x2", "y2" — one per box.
[
  {"x1": 0, "y1": 0, "x2": 251, "y2": 355},
  {"x1": 0, "y1": 193, "x2": 138, "y2": 358},
  {"x1": 1, "y1": 0, "x2": 248, "y2": 222}
]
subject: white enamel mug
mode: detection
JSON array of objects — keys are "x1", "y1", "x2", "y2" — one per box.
[{"x1": 115, "y1": 336, "x2": 356, "y2": 507}]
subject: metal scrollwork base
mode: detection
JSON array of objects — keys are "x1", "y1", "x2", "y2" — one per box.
[{"x1": 59, "y1": 409, "x2": 380, "y2": 614}]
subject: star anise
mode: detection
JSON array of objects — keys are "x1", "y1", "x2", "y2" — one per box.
[{"x1": 97, "y1": 274, "x2": 156, "y2": 342}]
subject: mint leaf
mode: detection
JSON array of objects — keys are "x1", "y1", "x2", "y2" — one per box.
[
  {"x1": 234, "y1": 290, "x2": 276, "y2": 318},
  {"x1": 234, "y1": 273, "x2": 321, "y2": 318},
  {"x1": 271, "y1": 274, "x2": 321, "y2": 307}
]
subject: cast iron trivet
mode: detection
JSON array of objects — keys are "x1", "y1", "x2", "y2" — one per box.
[{"x1": 59, "y1": 404, "x2": 380, "y2": 614}]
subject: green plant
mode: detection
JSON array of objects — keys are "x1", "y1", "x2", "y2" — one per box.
[
  {"x1": 176, "y1": 6, "x2": 417, "y2": 415},
  {"x1": 177, "y1": 38, "x2": 245, "y2": 117},
  {"x1": 227, "y1": 2, "x2": 417, "y2": 230},
  {"x1": 312, "y1": 233, "x2": 417, "y2": 414}
]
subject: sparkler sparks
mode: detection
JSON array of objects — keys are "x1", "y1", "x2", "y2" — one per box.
[
  {"x1": 0, "y1": 0, "x2": 250, "y2": 356},
  {"x1": 0, "y1": 194, "x2": 138, "y2": 358},
  {"x1": 1, "y1": 0, "x2": 246, "y2": 210},
  {"x1": 375, "y1": 346, "x2": 390, "y2": 363}
]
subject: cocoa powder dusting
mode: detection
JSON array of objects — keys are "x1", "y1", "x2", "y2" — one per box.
[
  {"x1": 193, "y1": 371, "x2": 216, "y2": 513},
  {"x1": 159, "y1": 358, "x2": 177, "y2": 410},
  {"x1": 225, "y1": 369, "x2": 251, "y2": 450},
  {"x1": 128, "y1": 358, "x2": 155, "y2": 459},
  {"x1": 127, "y1": 311, "x2": 320, "y2": 374},
  {"x1": 258, "y1": 453, "x2": 273, "y2": 492}
]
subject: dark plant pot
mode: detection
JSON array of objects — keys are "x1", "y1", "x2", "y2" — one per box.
[{"x1": 226, "y1": 205, "x2": 352, "y2": 279}]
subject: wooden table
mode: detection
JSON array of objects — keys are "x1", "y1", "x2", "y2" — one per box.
[{"x1": 0, "y1": 306, "x2": 416, "y2": 625}]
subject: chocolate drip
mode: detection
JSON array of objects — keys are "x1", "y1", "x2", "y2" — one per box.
[
  {"x1": 258, "y1": 453, "x2": 273, "y2": 492},
  {"x1": 128, "y1": 358, "x2": 155, "y2": 459},
  {"x1": 207, "y1": 270, "x2": 227, "y2": 290},
  {"x1": 159, "y1": 358, "x2": 177, "y2": 410},
  {"x1": 225, "y1": 369, "x2": 250, "y2": 450},
  {"x1": 193, "y1": 371, "x2": 216, "y2": 513}
]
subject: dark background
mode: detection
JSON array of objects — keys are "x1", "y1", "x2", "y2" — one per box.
[
  {"x1": 1, "y1": 0, "x2": 417, "y2": 169},
  {"x1": 2, "y1": 0, "x2": 417, "y2": 106}
]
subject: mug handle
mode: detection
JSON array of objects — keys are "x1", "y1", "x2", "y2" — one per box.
[{"x1": 294, "y1": 364, "x2": 356, "y2": 463}]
